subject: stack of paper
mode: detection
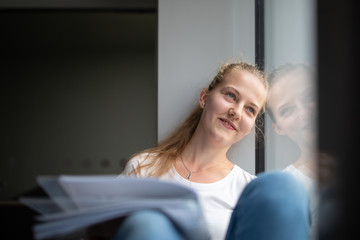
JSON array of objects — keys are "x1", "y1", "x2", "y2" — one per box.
[{"x1": 20, "y1": 175, "x2": 210, "y2": 240}]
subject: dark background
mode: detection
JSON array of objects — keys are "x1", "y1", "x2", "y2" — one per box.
[{"x1": 318, "y1": 0, "x2": 360, "y2": 239}]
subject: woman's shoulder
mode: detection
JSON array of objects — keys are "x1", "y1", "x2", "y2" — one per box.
[
  {"x1": 233, "y1": 165, "x2": 256, "y2": 178},
  {"x1": 121, "y1": 152, "x2": 154, "y2": 176},
  {"x1": 283, "y1": 164, "x2": 297, "y2": 173},
  {"x1": 226, "y1": 164, "x2": 256, "y2": 185},
  {"x1": 130, "y1": 152, "x2": 154, "y2": 163},
  {"x1": 216, "y1": 165, "x2": 256, "y2": 198}
]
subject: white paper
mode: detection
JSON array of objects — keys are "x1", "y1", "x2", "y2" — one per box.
[{"x1": 21, "y1": 175, "x2": 210, "y2": 240}]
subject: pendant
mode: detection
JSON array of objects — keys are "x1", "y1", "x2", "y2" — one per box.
[{"x1": 187, "y1": 172, "x2": 192, "y2": 179}]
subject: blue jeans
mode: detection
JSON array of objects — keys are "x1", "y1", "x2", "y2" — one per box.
[
  {"x1": 112, "y1": 171, "x2": 310, "y2": 240},
  {"x1": 225, "y1": 171, "x2": 310, "y2": 240},
  {"x1": 111, "y1": 210, "x2": 183, "y2": 240}
]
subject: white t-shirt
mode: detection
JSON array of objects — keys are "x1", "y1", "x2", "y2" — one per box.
[{"x1": 122, "y1": 153, "x2": 256, "y2": 240}]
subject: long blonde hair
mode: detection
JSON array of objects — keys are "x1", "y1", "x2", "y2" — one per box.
[{"x1": 127, "y1": 61, "x2": 267, "y2": 177}]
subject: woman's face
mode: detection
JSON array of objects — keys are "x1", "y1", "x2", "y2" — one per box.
[
  {"x1": 267, "y1": 69, "x2": 316, "y2": 148},
  {"x1": 198, "y1": 68, "x2": 267, "y2": 147}
]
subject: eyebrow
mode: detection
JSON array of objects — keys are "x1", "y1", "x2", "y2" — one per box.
[
  {"x1": 249, "y1": 102, "x2": 260, "y2": 111},
  {"x1": 223, "y1": 86, "x2": 261, "y2": 111},
  {"x1": 223, "y1": 86, "x2": 240, "y2": 96},
  {"x1": 278, "y1": 103, "x2": 291, "y2": 112},
  {"x1": 277, "y1": 99, "x2": 298, "y2": 115}
]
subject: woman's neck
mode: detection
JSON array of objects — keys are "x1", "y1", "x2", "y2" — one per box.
[
  {"x1": 183, "y1": 131, "x2": 230, "y2": 168},
  {"x1": 175, "y1": 146, "x2": 234, "y2": 183},
  {"x1": 174, "y1": 127, "x2": 234, "y2": 183}
]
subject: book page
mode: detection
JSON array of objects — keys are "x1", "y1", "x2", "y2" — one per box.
[
  {"x1": 23, "y1": 175, "x2": 210, "y2": 240},
  {"x1": 58, "y1": 175, "x2": 197, "y2": 209},
  {"x1": 37, "y1": 176, "x2": 77, "y2": 211}
]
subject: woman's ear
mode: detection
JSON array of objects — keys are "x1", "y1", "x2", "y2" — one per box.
[
  {"x1": 272, "y1": 122, "x2": 286, "y2": 136},
  {"x1": 199, "y1": 88, "x2": 209, "y2": 109}
]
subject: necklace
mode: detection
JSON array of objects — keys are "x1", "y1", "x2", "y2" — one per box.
[{"x1": 180, "y1": 155, "x2": 226, "y2": 179}]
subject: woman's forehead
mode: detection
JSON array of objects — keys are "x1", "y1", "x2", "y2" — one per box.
[
  {"x1": 220, "y1": 69, "x2": 264, "y2": 90},
  {"x1": 218, "y1": 69, "x2": 267, "y2": 105}
]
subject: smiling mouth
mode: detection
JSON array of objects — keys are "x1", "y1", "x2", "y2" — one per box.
[{"x1": 219, "y1": 118, "x2": 237, "y2": 131}]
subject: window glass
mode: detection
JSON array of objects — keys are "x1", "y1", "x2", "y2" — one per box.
[{"x1": 264, "y1": 0, "x2": 318, "y2": 239}]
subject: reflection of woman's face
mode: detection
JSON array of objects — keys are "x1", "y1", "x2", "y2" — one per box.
[
  {"x1": 267, "y1": 69, "x2": 316, "y2": 148},
  {"x1": 198, "y1": 69, "x2": 267, "y2": 147}
]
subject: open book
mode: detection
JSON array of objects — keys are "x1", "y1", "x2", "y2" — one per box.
[{"x1": 20, "y1": 175, "x2": 210, "y2": 240}]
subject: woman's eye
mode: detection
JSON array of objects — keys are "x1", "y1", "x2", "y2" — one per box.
[
  {"x1": 226, "y1": 92, "x2": 235, "y2": 99},
  {"x1": 247, "y1": 107, "x2": 255, "y2": 115},
  {"x1": 279, "y1": 106, "x2": 295, "y2": 117}
]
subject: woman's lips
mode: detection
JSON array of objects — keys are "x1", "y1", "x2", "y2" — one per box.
[{"x1": 219, "y1": 118, "x2": 236, "y2": 131}]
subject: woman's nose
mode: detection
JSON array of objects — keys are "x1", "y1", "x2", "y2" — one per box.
[{"x1": 228, "y1": 107, "x2": 242, "y2": 120}]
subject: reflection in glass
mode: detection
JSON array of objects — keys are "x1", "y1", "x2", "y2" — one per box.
[
  {"x1": 264, "y1": 0, "x2": 318, "y2": 239},
  {"x1": 267, "y1": 64, "x2": 317, "y2": 177},
  {"x1": 267, "y1": 64, "x2": 318, "y2": 239}
]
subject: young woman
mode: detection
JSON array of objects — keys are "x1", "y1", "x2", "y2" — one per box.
[
  {"x1": 267, "y1": 63, "x2": 318, "y2": 239},
  {"x1": 115, "y1": 62, "x2": 310, "y2": 240}
]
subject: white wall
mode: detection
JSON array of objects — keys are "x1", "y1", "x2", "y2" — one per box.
[{"x1": 158, "y1": 0, "x2": 256, "y2": 173}]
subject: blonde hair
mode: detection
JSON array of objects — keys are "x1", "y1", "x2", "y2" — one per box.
[{"x1": 127, "y1": 61, "x2": 267, "y2": 177}]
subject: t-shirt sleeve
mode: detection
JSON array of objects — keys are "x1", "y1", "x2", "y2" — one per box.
[
  {"x1": 121, "y1": 159, "x2": 137, "y2": 176},
  {"x1": 120, "y1": 153, "x2": 150, "y2": 177}
]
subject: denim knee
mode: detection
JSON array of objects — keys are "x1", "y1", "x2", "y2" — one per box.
[
  {"x1": 226, "y1": 171, "x2": 311, "y2": 240},
  {"x1": 243, "y1": 171, "x2": 310, "y2": 220},
  {"x1": 252, "y1": 171, "x2": 309, "y2": 206},
  {"x1": 112, "y1": 210, "x2": 183, "y2": 240}
]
